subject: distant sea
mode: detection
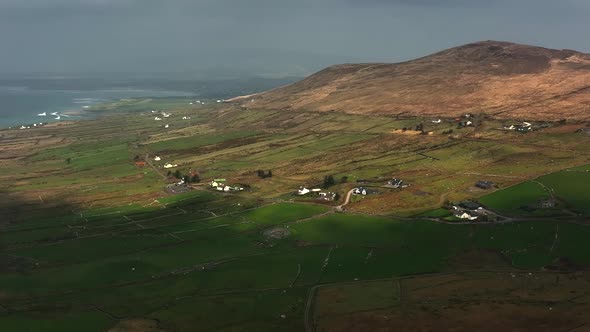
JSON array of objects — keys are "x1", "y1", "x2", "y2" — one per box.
[
  {"x1": 0, "y1": 75, "x2": 300, "y2": 129},
  {"x1": 0, "y1": 84, "x2": 194, "y2": 128}
]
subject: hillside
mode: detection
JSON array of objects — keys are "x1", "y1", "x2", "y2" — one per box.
[{"x1": 234, "y1": 41, "x2": 590, "y2": 120}]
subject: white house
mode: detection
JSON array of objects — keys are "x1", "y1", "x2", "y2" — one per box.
[
  {"x1": 164, "y1": 124, "x2": 169, "y2": 129},
  {"x1": 164, "y1": 163, "x2": 178, "y2": 169},
  {"x1": 154, "y1": 117, "x2": 162, "y2": 121},
  {"x1": 182, "y1": 116, "x2": 191, "y2": 120},
  {"x1": 154, "y1": 156, "x2": 161, "y2": 161},
  {"x1": 311, "y1": 188, "x2": 322, "y2": 192},
  {"x1": 298, "y1": 187, "x2": 310, "y2": 195},
  {"x1": 457, "y1": 212, "x2": 478, "y2": 220},
  {"x1": 353, "y1": 188, "x2": 368, "y2": 195},
  {"x1": 432, "y1": 119, "x2": 442, "y2": 124}
]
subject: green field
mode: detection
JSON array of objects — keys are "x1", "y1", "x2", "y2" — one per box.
[{"x1": 2, "y1": 100, "x2": 590, "y2": 330}]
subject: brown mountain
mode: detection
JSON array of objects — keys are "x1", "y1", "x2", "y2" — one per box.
[{"x1": 233, "y1": 41, "x2": 590, "y2": 120}]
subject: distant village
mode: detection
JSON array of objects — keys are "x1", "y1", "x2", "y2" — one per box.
[{"x1": 126, "y1": 107, "x2": 575, "y2": 223}]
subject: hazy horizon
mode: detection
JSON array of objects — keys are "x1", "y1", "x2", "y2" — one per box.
[{"x1": 1, "y1": 0, "x2": 590, "y2": 78}]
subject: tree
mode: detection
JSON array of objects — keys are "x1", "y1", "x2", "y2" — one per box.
[
  {"x1": 174, "y1": 170, "x2": 182, "y2": 179},
  {"x1": 166, "y1": 170, "x2": 172, "y2": 177},
  {"x1": 133, "y1": 155, "x2": 140, "y2": 162},
  {"x1": 340, "y1": 176, "x2": 348, "y2": 183},
  {"x1": 191, "y1": 174, "x2": 200, "y2": 183},
  {"x1": 183, "y1": 175, "x2": 190, "y2": 183},
  {"x1": 323, "y1": 175, "x2": 335, "y2": 188},
  {"x1": 267, "y1": 170, "x2": 272, "y2": 178},
  {"x1": 65, "y1": 157, "x2": 71, "y2": 164}
]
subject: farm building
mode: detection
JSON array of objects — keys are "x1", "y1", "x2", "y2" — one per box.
[
  {"x1": 457, "y1": 201, "x2": 482, "y2": 211},
  {"x1": 539, "y1": 199, "x2": 556, "y2": 208},
  {"x1": 297, "y1": 187, "x2": 322, "y2": 195},
  {"x1": 387, "y1": 178, "x2": 407, "y2": 188},
  {"x1": 134, "y1": 161, "x2": 146, "y2": 167},
  {"x1": 516, "y1": 126, "x2": 532, "y2": 133},
  {"x1": 319, "y1": 192, "x2": 337, "y2": 201},
  {"x1": 475, "y1": 181, "x2": 495, "y2": 190}
]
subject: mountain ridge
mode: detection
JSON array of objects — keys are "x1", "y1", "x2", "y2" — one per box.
[{"x1": 232, "y1": 41, "x2": 590, "y2": 120}]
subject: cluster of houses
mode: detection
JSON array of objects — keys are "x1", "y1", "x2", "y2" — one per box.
[
  {"x1": 210, "y1": 179, "x2": 244, "y2": 192},
  {"x1": 451, "y1": 201, "x2": 486, "y2": 221},
  {"x1": 16, "y1": 122, "x2": 47, "y2": 130},
  {"x1": 504, "y1": 122, "x2": 532, "y2": 133},
  {"x1": 151, "y1": 110, "x2": 172, "y2": 128},
  {"x1": 297, "y1": 187, "x2": 337, "y2": 201},
  {"x1": 149, "y1": 155, "x2": 181, "y2": 169},
  {"x1": 189, "y1": 99, "x2": 224, "y2": 105}
]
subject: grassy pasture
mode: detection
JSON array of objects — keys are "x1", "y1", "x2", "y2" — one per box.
[
  {"x1": 538, "y1": 170, "x2": 590, "y2": 214},
  {"x1": 146, "y1": 130, "x2": 260, "y2": 152},
  {"x1": 479, "y1": 181, "x2": 550, "y2": 214}
]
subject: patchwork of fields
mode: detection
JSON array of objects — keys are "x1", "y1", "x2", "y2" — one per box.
[{"x1": 1, "y1": 99, "x2": 590, "y2": 331}]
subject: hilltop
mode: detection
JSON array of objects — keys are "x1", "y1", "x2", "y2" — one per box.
[{"x1": 233, "y1": 41, "x2": 590, "y2": 120}]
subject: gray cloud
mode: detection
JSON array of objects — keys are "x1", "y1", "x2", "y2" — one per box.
[{"x1": 0, "y1": 0, "x2": 588, "y2": 77}]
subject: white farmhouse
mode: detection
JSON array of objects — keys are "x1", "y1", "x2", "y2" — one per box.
[{"x1": 298, "y1": 187, "x2": 310, "y2": 195}]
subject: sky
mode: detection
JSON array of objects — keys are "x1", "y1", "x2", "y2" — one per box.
[{"x1": 0, "y1": 0, "x2": 589, "y2": 78}]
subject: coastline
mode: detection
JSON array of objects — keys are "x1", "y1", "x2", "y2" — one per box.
[{"x1": 0, "y1": 95, "x2": 197, "y2": 130}]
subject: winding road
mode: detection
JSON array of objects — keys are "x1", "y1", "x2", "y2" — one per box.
[{"x1": 336, "y1": 188, "x2": 357, "y2": 211}]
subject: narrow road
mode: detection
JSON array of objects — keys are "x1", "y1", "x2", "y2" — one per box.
[
  {"x1": 337, "y1": 188, "x2": 357, "y2": 210},
  {"x1": 145, "y1": 153, "x2": 167, "y2": 180}
]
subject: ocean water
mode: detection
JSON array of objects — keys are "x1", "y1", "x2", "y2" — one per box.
[{"x1": 0, "y1": 85, "x2": 194, "y2": 128}]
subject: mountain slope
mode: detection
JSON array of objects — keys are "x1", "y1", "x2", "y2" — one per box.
[{"x1": 234, "y1": 41, "x2": 590, "y2": 120}]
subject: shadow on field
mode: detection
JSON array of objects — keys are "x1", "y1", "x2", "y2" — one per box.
[{"x1": 0, "y1": 189, "x2": 80, "y2": 227}]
